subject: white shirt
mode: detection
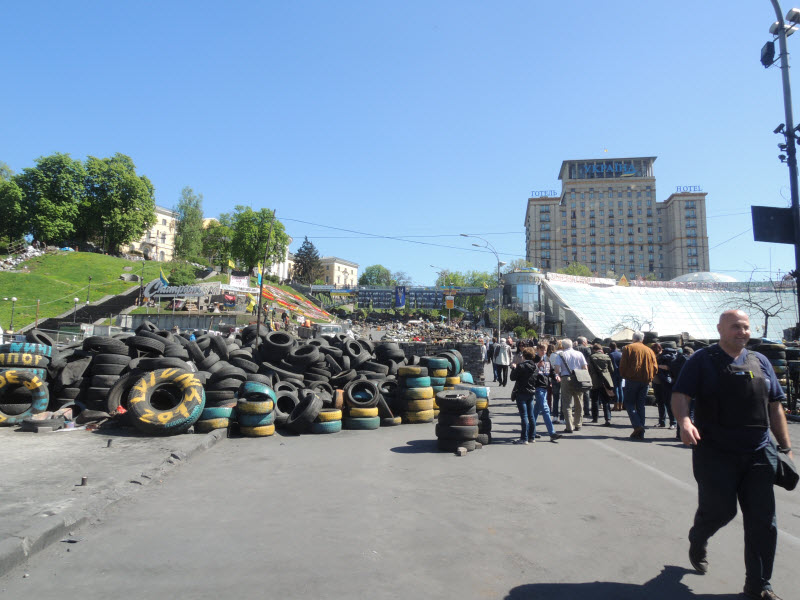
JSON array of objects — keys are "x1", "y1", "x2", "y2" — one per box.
[{"x1": 551, "y1": 348, "x2": 587, "y2": 374}]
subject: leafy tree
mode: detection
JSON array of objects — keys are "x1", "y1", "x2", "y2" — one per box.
[
  {"x1": 557, "y1": 262, "x2": 593, "y2": 277},
  {"x1": 174, "y1": 186, "x2": 204, "y2": 261},
  {"x1": 82, "y1": 153, "x2": 156, "y2": 253},
  {"x1": 359, "y1": 264, "x2": 393, "y2": 286},
  {"x1": 202, "y1": 219, "x2": 232, "y2": 266},
  {"x1": 0, "y1": 161, "x2": 13, "y2": 182},
  {"x1": 0, "y1": 178, "x2": 26, "y2": 246},
  {"x1": 16, "y1": 153, "x2": 86, "y2": 244},
  {"x1": 392, "y1": 270, "x2": 412, "y2": 286},
  {"x1": 292, "y1": 237, "x2": 323, "y2": 284},
  {"x1": 167, "y1": 261, "x2": 198, "y2": 286},
  {"x1": 229, "y1": 206, "x2": 289, "y2": 273}
]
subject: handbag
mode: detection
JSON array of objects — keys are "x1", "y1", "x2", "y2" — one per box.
[
  {"x1": 775, "y1": 450, "x2": 798, "y2": 491},
  {"x1": 558, "y1": 352, "x2": 593, "y2": 391}
]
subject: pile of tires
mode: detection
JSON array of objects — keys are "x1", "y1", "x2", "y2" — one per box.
[
  {"x1": 312, "y1": 407, "x2": 343, "y2": 434},
  {"x1": 753, "y1": 342, "x2": 789, "y2": 397},
  {"x1": 236, "y1": 381, "x2": 276, "y2": 437},
  {"x1": 435, "y1": 390, "x2": 479, "y2": 452},
  {"x1": 397, "y1": 366, "x2": 434, "y2": 424},
  {"x1": 342, "y1": 379, "x2": 381, "y2": 430},
  {"x1": 454, "y1": 383, "x2": 491, "y2": 445}
]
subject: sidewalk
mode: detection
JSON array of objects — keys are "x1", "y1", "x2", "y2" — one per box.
[{"x1": 0, "y1": 426, "x2": 225, "y2": 576}]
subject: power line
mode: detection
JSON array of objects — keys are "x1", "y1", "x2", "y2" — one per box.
[{"x1": 710, "y1": 228, "x2": 752, "y2": 250}]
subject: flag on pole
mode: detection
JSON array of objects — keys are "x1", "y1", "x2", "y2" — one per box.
[
  {"x1": 228, "y1": 258, "x2": 236, "y2": 269},
  {"x1": 483, "y1": 281, "x2": 489, "y2": 289},
  {"x1": 257, "y1": 262, "x2": 263, "y2": 286},
  {"x1": 159, "y1": 268, "x2": 169, "y2": 286}
]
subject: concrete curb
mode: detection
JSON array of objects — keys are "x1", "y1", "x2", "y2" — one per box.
[{"x1": 0, "y1": 429, "x2": 226, "y2": 577}]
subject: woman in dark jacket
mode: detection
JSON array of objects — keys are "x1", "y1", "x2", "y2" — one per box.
[
  {"x1": 587, "y1": 343, "x2": 615, "y2": 426},
  {"x1": 651, "y1": 342, "x2": 677, "y2": 429},
  {"x1": 510, "y1": 346, "x2": 562, "y2": 444}
]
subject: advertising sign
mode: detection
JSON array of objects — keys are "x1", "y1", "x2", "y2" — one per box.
[{"x1": 395, "y1": 286, "x2": 406, "y2": 309}]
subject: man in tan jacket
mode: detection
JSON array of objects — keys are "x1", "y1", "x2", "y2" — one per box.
[{"x1": 619, "y1": 331, "x2": 657, "y2": 439}]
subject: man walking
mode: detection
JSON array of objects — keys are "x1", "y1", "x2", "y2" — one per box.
[
  {"x1": 492, "y1": 337, "x2": 512, "y2": 387},
  {"x1": 576, "y1": 336, "x2": 592, "y2": 419},
  {"x1": 619, "y1": 331, "x2": 657, "y2": 439},
  {"x1": 608, "y1": 341, "x2": 624, "y2": 411},
  {"x1": 672, "y1": 310, "x2": 792, "y2": 600},
  {"x1": 551, "y1": 339, "x2": 588, "y2": 433}
]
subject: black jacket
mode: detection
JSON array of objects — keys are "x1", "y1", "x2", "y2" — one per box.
[{"x1": 510, "y1": 357, "x2": 550, "y2": 394}]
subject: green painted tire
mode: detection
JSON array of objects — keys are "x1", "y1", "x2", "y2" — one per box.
[
  {"x1": 311, "y1": 419, "x2": 342, "y2": 434},
  {"x1": 403, "y1": 376, "x2": 431, "y2": 388},
  {"x1": 343, "y1": 416, "x2": 380, "y2": 430},
  {"x1": 237, "y1": 411, "x2": 276, "y2": 427},
  {"x1": 200, "y1": 406, "x2": 234, "y2": 420}
]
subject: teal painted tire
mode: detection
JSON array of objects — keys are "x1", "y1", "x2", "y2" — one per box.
[
  {"x1": 431, "y1": 385, "x2": 445, "y2": 393},
  {"x1": 429, "y1": 376, "x2": 446, "y2": 386},
  {"x1": 126, "y1": 369, "x2": 205, "y2": 436},
  {"x1": 238, "y1": 411, "x2": 276, "y2": 427},
  {"x1": 470, "y1": 386, "x2": 489, "y2": 398},
  {"x1": 403, "y1": 376, "x2": 432, "y2": 388},
  {"x1": 200, "y1": 406, "x2": 234, "y2": 420},
  {"x1": 420, "y1": 356, "x2": 449, "y2": 370},
  {"x1": 311, "y1": 419, "x2": 342, "y2": 434},
  {"x1": 0, "y1": 343, "x2": 53, "y2": 357},
  {"x1": 343, "y1": 416, "x2": 380, "y2": 430},
  {"x1": 0, "y1": 370, "x2": 49, "y2": 426},
  {"x1": 238, "y1": 381, "x2": 277, "y2": 401},
  {"x1": 460, "y1": 371, "x2": 474, "y2": 384}
]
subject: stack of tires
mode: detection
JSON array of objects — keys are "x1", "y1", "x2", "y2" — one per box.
[
  {"x1": 342, "y1": 380, "x2": 381, "y2": 430},
  {"x1": 454, "y1": 383, "x2": 491, "y2": 444},
  {"x1": 236, "y1": 381, "x2": 277, "y2": 437},
  {"x1": 397, "y1": 366, "x2": 435, "y2": 424},
  {"x1": 435, "y1": 390, "x2": 479, "y2": 452},
  {"x1": 311, "y1": 407, "x2": 343, "y2": 434}
]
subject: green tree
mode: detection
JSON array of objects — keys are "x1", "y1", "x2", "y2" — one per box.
[
  {"x1": 229, "y1": 206, "x2": 288, "y2": 273},
  {"x1": 0, "y1": 178, "x2": 26, "y2": 246},
  {"x1": 557, "y1": 262, "x2": 593, "y2": 277},
  {"x1": 0, "y1": 161, "x2": 13, "y2": 182},
  {"x1": 82, "y1": 153, "x2": 156, "y2": 253},
  {"x1": 167, "y1": 261, "x2": 198, "y2": 286},
  {"x1": 392, "y1": 270, "x2": 412, "y2": 286},
  {"x1": 174, "y1": 186, "x2": 204, "y2": 261},
  {"x1": 16, "y1": 153, "x2": 86, "y2": 244},
  {"x1": 292, "y1": 236, "x2": 323, "y2": 284},
  {"x1": 202, "y1": 219, "x2": 232, "y2": 266},
  {"x1": 359, "y1": 264, "x2": 393, "y2": 286}
]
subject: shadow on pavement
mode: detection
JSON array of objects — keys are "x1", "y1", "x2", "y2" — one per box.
[
  {"x1": 504, "y1": 565, "x2": 741, "y2": 600},
  {"x1": 390, "y1": 439, "x2": 439, "y2": 454}
]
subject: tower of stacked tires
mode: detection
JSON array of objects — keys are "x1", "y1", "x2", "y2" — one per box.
[
  {"x1": 421, "y1": 356, "x2": 448, "y2": 418},
  {"x1": 453, "y1": 383, "x2": 491, "y2": 445},
  {"x1": 397, "y1": 366, "x2": 435, "y2": 424},
  {"x1": 236, "y1": 381, "x2": 276, "y2": 437},
  {"x1": 435, "y1": 390, "x2": 479, "y2": 452},
  {"x1": 311, "y1": 407, "x2": 343, "y2": 434},
  {"x1": 342, "y1": 379, "x2": 381, "y2": 430}
]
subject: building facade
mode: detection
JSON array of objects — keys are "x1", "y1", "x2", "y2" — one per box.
[
  {"x1": 525, "y1": 157, "x2": 710, "y2": 280},
  {"x1": 320, "y1": 257, "x2": 358, "y2": 286},
  {"x1": 126, "y1": 205, "x2": 178, "y2": 262}
]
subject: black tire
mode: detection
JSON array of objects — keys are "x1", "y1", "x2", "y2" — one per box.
[
  {"x1": 83, "y1": 336, "x2": 129, "y2": 355},
  {"x1": 92, "y1": 353, "x2": 131, "y2": 366},
  {"x1": 137, "y1": 357, "x2": 195, "y2": 372},
  {"x1": 476, "y1": 433, "x2": 491, "y2": 445},
  {"x1": 206, "y1": 378, "x2": 244, "y2": 392},
  {"x1": 273, "y1": 380, "x2": 299, "y2": 395},
  {"x1": 204, "y1": 390, "x2": 237, "y2": 403},
  {"x1": 329, "y1": 369, "x2": 358, "y2": 389},
  {"x1": 436, "y1": 424, "x2": 478, "y2": 441},
  {"x1": 163, "y1": 344, "x2": 190, "y2": 360},
  {"x1": 437, "y1": 438, "x2": 477, "y2": 452},
  {"x1": 25, "y1": 330, "x2": 57, "y2": 352},
  {"x1": 343, "y1": 380, "x2": 381, "y2": 408},
  {"x1": 319, "y1": 345, "x2": 344, "y2": 359},
  {"x1": 285, "y1": 345, "x2": 321, "y2": 367},
  {"x1": 274, "y1": 390, "x2": 300, "y2": 427},
  {"x1": 199, "y1": 353, "x2": 221, "y2": 370},
  {"x1": 126, "y1": 369, "x2": 205, "y2": 435},
  {"x1": 229, "y1": 357, "x2": 259, "y2": 373},
  {"x1": 209, "y1": 365, "x2": 248, "y2": 382},
  {"x1": 105, "y1": 369, "x2": 146, "y2": 414},
  {"x1": 127, "y1": 336, "x2": 166, "y2": 356},
  {"x1": 186, "y1": 341, "x2": 205, "y2": 364},
  {"x1": 209, "y1": 335, "x2": 230, "y2": 361},
  {"x1": 263, "y1": 331, "x2": 295, "y2": 360},
  {"x1": 435, "y1": 391, "x2": 477, "y2": 413},
  {"x1": 375, "y1": 342, "x2": 405, "y2": 362},
  {"x1": 60, "y1": 387, "x2": 82, "y2": 399},
  {"x1": 287, "y1": 390, "x2": 323, "y2": 434},
  {"x1": 246, "y1": 373, "x2": 273, "y2": 386},
  {"x1": 91, "y1": 374, "x2": 120, "y2": 388},
  {"x1": 360, "y1": 361, "x2": 390, "y2": 375},
  {"x1": 324, "y1": 354, "x2": 343, "y2": 374},
  {"x1": 438, "y1": 412, "x2": 479, "y2": 427}
]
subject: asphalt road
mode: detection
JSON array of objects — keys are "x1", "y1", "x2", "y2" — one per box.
[{"x1": 2, "y1": 367, "x2": 798, "y2": 600}]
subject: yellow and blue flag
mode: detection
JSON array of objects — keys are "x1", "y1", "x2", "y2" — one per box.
[
  {"x1": 257, "y1": 261, "x2": 263, "y2": 286},
  {"x1": 159, "y1": 268, "x2": 169, "y2": 286}
]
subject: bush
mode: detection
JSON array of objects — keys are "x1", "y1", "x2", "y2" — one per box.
[
  {"x1": 167, "y1": 261, "x2": 197, "y2": 286},
  {"x1": 513, "y1": 326, "x2": 527, "y2": 339}
]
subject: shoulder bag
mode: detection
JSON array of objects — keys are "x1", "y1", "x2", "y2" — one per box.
[{"x1": 558, "y1": 352, "x2": 593, "y2": 391}]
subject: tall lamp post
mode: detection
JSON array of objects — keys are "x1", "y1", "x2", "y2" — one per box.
[
  {"x1": 4, "y1": 297, "x2": 18, "y2": 333},
  {"x1": 430, "y1": 264, "x2": 452, "y2": 324},
  {"x1": 73, "y1": 297, "x2": 79, "y2": 323},
  {"x1": 460, "y1": 234, "x2": 506, "y2": 339}
]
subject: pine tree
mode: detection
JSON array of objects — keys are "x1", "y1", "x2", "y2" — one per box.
[{"x1": 292, "y1": 237, "x2": 323, "y2": 284}]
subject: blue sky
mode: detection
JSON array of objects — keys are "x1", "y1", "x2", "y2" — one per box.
[{"x1": 2, "y1": 1, "x2": 798, "y2": 284}]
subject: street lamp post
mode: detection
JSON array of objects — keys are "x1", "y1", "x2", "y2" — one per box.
[
  {"x1": 9, "y1": 297, "x2": 17, "y2": 333},
  {"x1": 73, "y1": 297, "x2": 79, "y2": 323},
  {"x1": 87, "y1": 276, "x2": 92, "y2": 304},
  {"x1": 460, "y1": 234, "x2": 506, "y2": 339}
]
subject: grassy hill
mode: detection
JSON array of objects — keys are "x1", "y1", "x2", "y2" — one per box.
[{"x1": 0, "y1": 252, "x2": 171, "y2": 331}]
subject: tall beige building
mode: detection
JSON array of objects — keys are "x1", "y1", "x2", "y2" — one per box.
[{"x1": 525, "y1": 157, "x2": 709, "y2": 280}]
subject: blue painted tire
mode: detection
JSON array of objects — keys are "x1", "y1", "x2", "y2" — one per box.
[
  {"x1": 0, "y1": 343, "x2": 53, "y2": 357},
  {"x1": 311, "y1": 419, "x2": 342, "y2": 434},
  {"x1": 420, "y1": 356, "x2": 449, "y2": 370},
  {"x1": 403, "y1": 376, "x2": 432, "y2": 388},
  {"x1": 0, "y1": 370, "x2": 49, "y2": 426},
  {"x1": 343, "y1": 416, "x2": 380, "y2": 430},
  {"x1": 429, "y1": 376, "x2": 446, "y2": 386},
  {"x1": 460, "y1": 371, "x2": 474, "y2": 384},
  {"x1": 238, "y1": 381, "x2": 277, "y2": 401},
  {"x1": 200, "y1": 406, "x2": 234, "y2": 420},
  {"x1": 238, "y1": 411, "x2": 276, "y2": 427}
]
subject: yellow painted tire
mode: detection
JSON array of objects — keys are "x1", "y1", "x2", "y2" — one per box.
[
  {"x1": 237, "y1": 399, "x2": 274, "y2": 415},
  {"x1": 317, "y1": 408, "x2": 343, "y2": 422},
  {"x1": 431, "y1": 369, "x2": 448, "y2": 378},
  {"x1": 240, "y1": 424, "x2": 276, "y2": 437},
  {"x1": 406, "y1": 398, "x2": 434, "y2": 412},
  {"x1": 476, "y1": 399, "x2": 489, "y2": 410},
  {"x1": 194, "y1": 418, "x2": 229, "y2": 432},
  {"x1": 445, "y1": 377, "x2": 461, "y2": 386},
  {"x1": 398, "y1": 366, "x2": 427, "y2": 376},
  {"x1": 349, "y1": 406, "x2": 379, "y2": 418},
  {"x1": 404, "y1": 409, "x2": 435, "y2": 423},
  {"x1": 402, "y1": 386, "x2": 434, "y2": 400}
]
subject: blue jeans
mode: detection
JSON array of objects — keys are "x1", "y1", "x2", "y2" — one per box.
[
  {"x1": 516, "y1": 392, "x2": 535, "y2": 441},
  {"x1": 533, "y1": 387, "x2": 556, "y2": 436},
  {"x1": 624, "y1": 380, "x2": 648, "y2": 429},
  {"x1": 690, "y1": 442, "x2": 778, "y2": 592},
  {"x1": 613, "y1": 377, "x2": 623, "y2": 406}
]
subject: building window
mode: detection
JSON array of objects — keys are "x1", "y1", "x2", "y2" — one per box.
[{"x1": 162, "y1": 219, "x2": 166, "y2": 225}]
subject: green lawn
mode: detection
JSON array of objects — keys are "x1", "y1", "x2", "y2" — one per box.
[{"x1": 0, "y1": 252, "x2": 169, "y2": 331}]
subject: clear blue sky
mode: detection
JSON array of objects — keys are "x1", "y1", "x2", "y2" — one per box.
[{"x1": 2, "y1": 1, "x2": 797, "y2": 284}]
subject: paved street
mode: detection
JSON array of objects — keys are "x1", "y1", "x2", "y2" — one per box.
[{"x1": 1, "y1": 365, "x2": 798, "y2": 600}]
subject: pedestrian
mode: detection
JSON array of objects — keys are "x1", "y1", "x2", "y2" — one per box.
[
  {"x1": 512, "y1": 341, "x2": 526, "y2": 368},
  {"x1": 550, "y1": 338, "x2": 588, "y2": 433},
  {"x1": 488, "y1": 337, "x2": 497, "y2": 381},
  {"x1": 547, "y1": 342, "x2": 562, "y2": 423},
  {"x1": 608, "y1": 341, "x2": 624, "y2": 411},
  {"x1": 492, "y1": 337, "x2": 513, "y2": 387},
  {"x1": 587, "y1": 343, "x2": 615, "y2": 426},
  {"x1": 652, "y1": 342, "x2": 677, "y2": 429},
  {"x1": 509, "y1": 345, "x2": 563, "y2": 444},
  {"x1": 619, "y1": 331, "x2": 657, "y2": 439},
  {"x1": 671, "y1": 310, "x2": 793, "y2": 600},
  {"x1": 575, "y1": 337, "x2": 593, "y2": 418}
]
